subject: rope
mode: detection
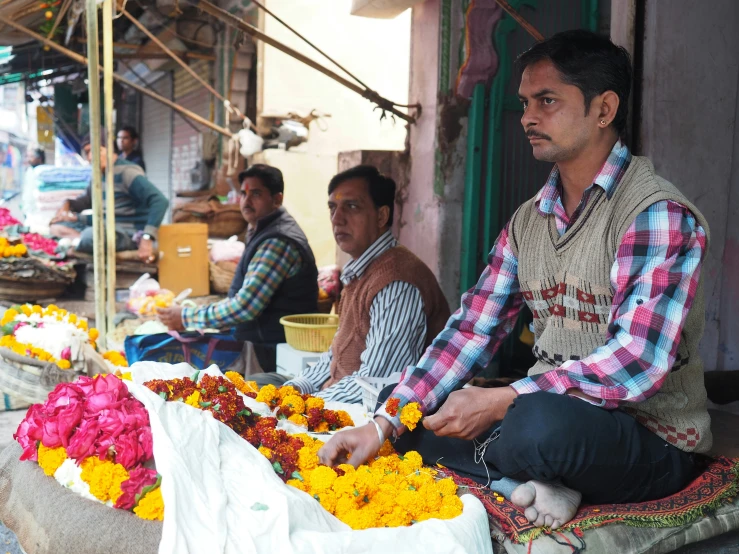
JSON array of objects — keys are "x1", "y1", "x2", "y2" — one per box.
[
  {"x1": 225, "y1": 134, "x2": 241, "y2": 177},
  {"x1": 120, "y1": 8, "x2": 258, "y2": 132}
]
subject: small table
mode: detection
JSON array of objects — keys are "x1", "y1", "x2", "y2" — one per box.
[{"x1": 275, "y1": 343, "x2": 323, "y2": 379}]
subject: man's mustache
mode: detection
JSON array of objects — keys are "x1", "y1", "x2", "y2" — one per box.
[{"x1": 526, "y1": 130, "x2": 552, "y2": 140}]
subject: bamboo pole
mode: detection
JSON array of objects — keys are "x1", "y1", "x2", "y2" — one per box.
[
  {"x1": 0, "y1": 15, "x2": 233, "y2": 137},
  {"x1": 103, "y1": 0, "x2": 115, "y2": 342},
  {"x1": 195, "y1": 0, "x2": 416, "y2": 124},
  {"x1": 85, "y1": 0, "x2": 107, "y2": 350},
  {"x1": 494, "y1": 0, "x2": 544, "y2": 42}
]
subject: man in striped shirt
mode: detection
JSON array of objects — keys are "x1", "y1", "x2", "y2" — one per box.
[
  {"x1": 158, "y1": 164, "x2": 318, "y2": 372},
  {"x1": 281, "y1": 165, "x2": 450, "y2": 404},
  {"x1": 319, "y1": 31, "x2": 711, "y2": 530}
]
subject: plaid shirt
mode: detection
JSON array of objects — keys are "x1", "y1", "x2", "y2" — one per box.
[
  {"x1": 378, "y1": 141, "x2": 707, "y2": 428},
  {"x1": 181, "y1": 238, "x2": 302, "y2": 329}
]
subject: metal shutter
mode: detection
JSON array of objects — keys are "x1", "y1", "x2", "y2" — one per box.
[
  {"x1": 172, "y1": 61, "x2": 212, "y2": 194},
  {"x1": 140, "y1": 73, "x2": 173, "y2": 220}
]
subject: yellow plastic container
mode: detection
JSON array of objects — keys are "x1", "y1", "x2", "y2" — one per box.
[{"x1": 279, "y1": 314, "x2": 339, "y2": 353}]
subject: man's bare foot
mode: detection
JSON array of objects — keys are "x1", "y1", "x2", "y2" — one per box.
[{"x1": 511, "y1": 481, "x2": 581, "y2": 529}]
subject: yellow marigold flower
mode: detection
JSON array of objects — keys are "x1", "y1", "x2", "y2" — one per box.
[
  {"x1": 1, "y1": 308, "x2": 18, "y2": 326},
  {"x1": 134, "y1": 487, "x2": 165, "y2": 521},
  {"x1": 281, "y1": 394, "x2": 305, "y2": 415},
  {"x1": 380, "y1": 506, "x2": 412, "y2": 528},
  {"x1": 314, "y1": 488, "x2": 337, "y2": 513},
  {"x1": 118, "y1": 371, "x2": 132, "y2": 381},
  {"x1": 399, "y1": 451, "x2": 423, "y2": 474},
  {"x1": 258, "y1": 446, "x2": 273, "y2": 460},
  {"x1": 288, "y1": 414, "x2": 308, "y2": 428},
  {"x1": 81, "y1": 459, "x2": 129, "y2": 503},
  {"x1": 437, "y1": 494, "x2": 463, "y2": 519},
  {"x1": 314, "y1": 421, "x2": 330, "y2": 433},
  {"x1": 88, "y1": 328, "x2": 100, "y2": 342},
  {"x1": 31, "y1": 304, "x2": 42, "y2": 314},
  {"x1": 309, "y1": 466, "x2": 337, "y2": 493},
  {"x1": 399, "y1": 402, "x2": 423, "y2": 431},
  {"x1": 255, "y1": 384, "x2": 277, "y2": 404},
  {"x1": 332, "y1": 474, "x2": 357, "y2": 499},
  {"x1": 336, "y1": 463, "x2": 355, "y2": 476},
  {"x1": 276, "y1": 385, "x2": 299, "y2": 401},
  {"x1": 68, "y1": 313, "x2": 77, "y2": 324},
  {"x1": 185, "y1": 390, "x2": 201, "y2": 408},
  {"x1": 304, "y1": 397, "x2": 324, "y2": 411},
  {"x1": 56, "y1": 359, "x2": 71, "y2": 370},
  {"x1": 435, "y1": 477, "x2": 457, "y2": 497},
  {"x1": 341, "y1": 505, "x2": 380, "y2": 530},
  {"x1": 78, "y1": 319, "x2": 88, "y2": 331},
  {"x1": 378, "y1": 439, "x2": 396, "y2": 457},
  {"x1": 336, "y1": 410, "x2": 354, "y2": 428},
  {"x1": 297, "y1": 446, "x2": 318, "y2": 472},
  {"x1": 20, "y1": 305, "x2": 32, "y2": 316},
  {"x1": 37, "y1": 444, "x2": 68, "y2": 477},
  {"x1": 287, "y1": 478, "x2": 309, "y2": 493}
]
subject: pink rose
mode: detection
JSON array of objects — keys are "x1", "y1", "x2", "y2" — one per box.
[
  {"x1": 66, "y1": 417, "x2": 101, "y2": 460},
  {"x1": 14, "y1": 404, "x2": 44, "y2": 461},
  {"x1": 113, "y1": 430, "x2": 148, "y2": 469},
  {"x1": 60, "y1": 347, "x2": 71, "y2": 361},
  {"x1": 85, "y1": 375, "x2": 127, "y2": 414},
  {"x1": 115, "y1": 467, "x2": 159, "y2": 510}
]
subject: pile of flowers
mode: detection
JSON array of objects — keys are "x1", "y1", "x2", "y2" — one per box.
[
  {"x1": 14, "y1": 374, "x2": 163, "y2": 520},
  {"x1": 21, "y1": 233, "x2": 60, "y2": 256},
  {"x1": 0, "y1": 237, "x2": 27, "y2": 259},
  {"x1": 146, "y1": 373, "x2": 463, "y2": 529},
  {"x1": 385, "y1": 398, "x2": 424, "y2": 431},
  {"x1": 0, "y1": 304, "x2": 98, "y2": 370},
  {"x1": 0, "y1": 208, "x2": 20, "y2": 229}
]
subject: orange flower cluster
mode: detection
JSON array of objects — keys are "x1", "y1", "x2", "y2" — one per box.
[
  {"x1": 0, "y1": 237, "x2": 27, "y2": 258},
  {"x1": 252, "y1": 383, "x2": 354, "y2": 432},
  {"x1": 102, "y1": 350, "x2": 128, "y2": 367}
]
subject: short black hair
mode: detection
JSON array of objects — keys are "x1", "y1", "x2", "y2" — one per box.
[
  {"x1": 119, "y1": 126, "x2": 139, "y2": 141},
  {"x1": 238, "y1": 164, "x2": 284, "y2": 195},
  {"x1": 328, "y1": 165, "x2": 396, "y2": 226},
  {"x1": 516, "y1": 29, "x2": 632, "y2": 136},
  {"x1": 32, "y1": 148, "x2": 45, "y2": 164}
]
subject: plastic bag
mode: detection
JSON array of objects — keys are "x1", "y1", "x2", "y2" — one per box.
[
  {"x1": 210, "y1": 236, "x2": 245, "y2": 263},
  {"x1": 126, "y1": 274, "x2": 175, "y2": 316},
  {"x1": 317, "y1": 265, "x2": 341, "y2": 300}
]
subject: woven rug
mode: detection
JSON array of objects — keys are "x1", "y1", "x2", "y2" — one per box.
[{"x1": 445, "y1": 456, "x2": 739, "y2": 546}]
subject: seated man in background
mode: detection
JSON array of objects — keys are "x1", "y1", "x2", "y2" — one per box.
[
  {"x1": 275, "y1": 165, "x2": 451, "y2": 403},
  {"x1": 116, "y1": 126, "x2": 146, "y2": 171},
  {"x1": 158, "y1": 164, "x2": 318, "y2": 373},
  {"x1": 50, "y1": 139, "x2": 168, "y2": 263}
]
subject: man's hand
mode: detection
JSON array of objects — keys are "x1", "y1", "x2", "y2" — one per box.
[
  {"x1": 157, "y1": 305, "x2": 185, "y2": 331},
  {"x1": 317, "y1": 418, "x2": 387, "y2": 468},
  {"x1": 138, "y1": 238, "x2": 156, "y2": 264},
  {"x1": 423, "y1": 386, "x2": 517, "y2": 440},
  {"x1": 50, "y1": 210, "x2": 78, "y2": 224}
]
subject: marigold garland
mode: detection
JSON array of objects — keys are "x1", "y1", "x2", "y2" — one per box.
[
  {"x1": 37, "y1": 444, "x2": 67, "y2": 476},
  {"x1": 385, "y1": 398, "x2": 424, "y2": 431},
  {"x1": 102, "y1": 350, "x2": 128, "y2": 367},
  {"x1": 134, "y1": 486, "x2": 165, "y2": 521}
]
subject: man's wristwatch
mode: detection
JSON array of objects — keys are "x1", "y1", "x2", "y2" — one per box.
[{"x1": 141, "y1": 233, "x2": 154, "y2": 242}]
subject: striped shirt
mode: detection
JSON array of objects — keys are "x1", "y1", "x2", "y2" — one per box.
[
  {"x1": 181, "y1": 238, "x2": 302, "y2": 329},
  {"x1": 286, "y1": 231, "x2": 427, "y2": 404},
  {"x1": 378, "y1": 141, "x2": 707, "y2": 429}
]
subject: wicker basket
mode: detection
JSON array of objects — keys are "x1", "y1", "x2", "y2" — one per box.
[
  {"x1": 279, "y1": 314, "x2": 339, "y2": 352},
  {"x1": 0, "y1": 257, "x2": 76, "y2": 302},
  {"x1": 209, "y1": 261, "x2": 238, "y2": 294}
]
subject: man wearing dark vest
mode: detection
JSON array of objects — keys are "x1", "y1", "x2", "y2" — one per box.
[
  {"x1": 319, "y1": 30, "x2": 712, "y2": 530},
  {"x1": 271, "y1": 165, "x2": 450, "y2": 403},
  {"x1": 158, "y1": 164, "x2": 318, "y2": 372}
]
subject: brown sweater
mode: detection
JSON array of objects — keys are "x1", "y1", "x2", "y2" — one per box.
[{"x1": 325, "y1": 246, "x2": 451, "y2": 388}]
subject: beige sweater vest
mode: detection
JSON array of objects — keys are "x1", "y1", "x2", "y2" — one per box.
[
  {"x1": 509, "y1": 156, "x2": 712, "y2": 453},
  {"x1": 325, "y1": 246, "x2": 451, "y2": 389}
]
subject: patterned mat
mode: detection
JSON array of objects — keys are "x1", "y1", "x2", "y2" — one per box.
[{"x1": 446, "y1": 456, "x2": 739, "y2": 546}]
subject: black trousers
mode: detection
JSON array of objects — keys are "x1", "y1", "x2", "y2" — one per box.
[{"x1": 378, "y1": 387, "x2": 697, "y2": 505}]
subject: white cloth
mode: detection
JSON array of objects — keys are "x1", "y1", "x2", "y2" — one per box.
[{"x1": 126, "y1": 361, "x2": 493, "y2": 554}]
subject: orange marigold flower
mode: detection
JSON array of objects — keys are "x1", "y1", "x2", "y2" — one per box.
[
  {"x1": 336, "y1": 410, "x2": 354, "y2": 428},
  {"x1": 385, "y1": 397, "x2": 400, "y2": 417},
  {"x1": 309, "y1": 466, "x2": 337, "y2": 493},
  {"x1": 255, "y1": 384, "x2": 277, "y2": 405},
  {"x1": 288, "y1": 414, "x2": 308, "y2": 428},
  {"x1": 134, "y1": 487, "x2": 165, "y2": 521},
  {"x1": 37, "y1": 444, "x2": 67, "y2": 476}
]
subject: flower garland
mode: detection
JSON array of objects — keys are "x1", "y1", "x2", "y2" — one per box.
[
  {"x1": 385, "y1": 398, "x2": 424, "y2": 431},
  {"x1": 102, "y1": 350, "x2": 128, "y2": 367},
  {"x1": 15, "y1": 374, "x2": 163, "y2": 520},
  {"x1": 252, "y1": 383, "x2": 354, "y2": 432},
  {"x1": 145, "y1": 374, "x2": 463, "y2": 529}
]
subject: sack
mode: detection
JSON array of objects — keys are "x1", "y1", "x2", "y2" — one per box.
[
  {"x1": 124, "y1": 332, "x2": 244, "y2": 370},
  {"x1": 0, "y1": 441, "x2": 162, "y2": 554},
  {"x1": 172, "y1": 198, "x2": 246, "y2": 239}
]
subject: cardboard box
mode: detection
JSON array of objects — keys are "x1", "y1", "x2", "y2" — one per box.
[{"x1": 157, "y1": 223, "x2": 209, "y2": 296}]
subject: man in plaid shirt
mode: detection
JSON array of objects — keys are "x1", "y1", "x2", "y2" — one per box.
[
  {"x1": 159, "y1": 164, "x2": 318, "y2": 373},
  {"x1": 319, "y1": 31, "x2": 711, "y2": 530}
]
